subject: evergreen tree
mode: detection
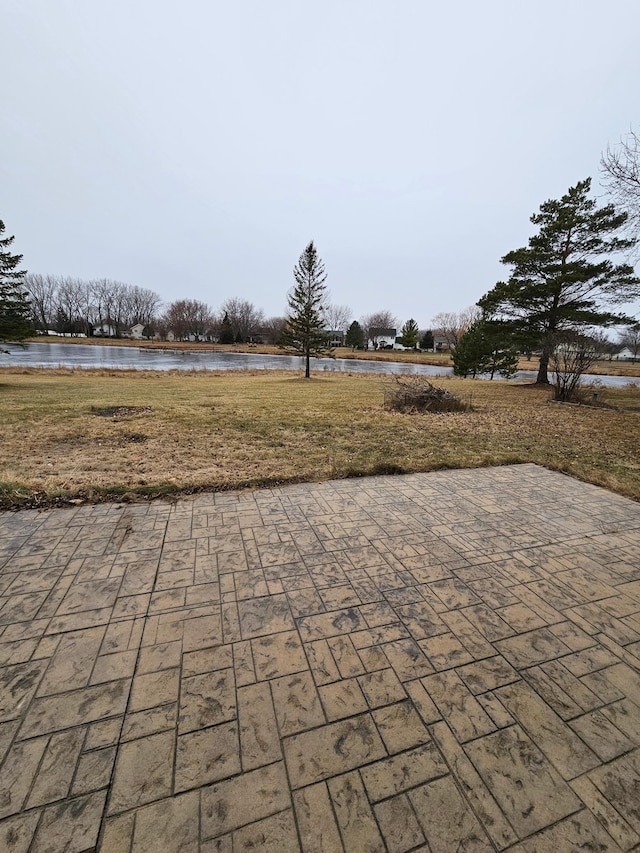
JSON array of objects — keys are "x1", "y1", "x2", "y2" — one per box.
[
  {"x1": 398, "y1": 318, "x2": 419, "y2": 348},
  {"x1": 420, "y1": 329, "x2": 434, "y2": 350},
  {"x1": 0, "y1": 220, "x2": 31, "y2": 346},
  {"x1": 485, "y1": 341, "x2": 519, "y2": 380},
  {"x1": 218, "y1": 311, "x2": 235, "y2": 344},
  {"x1": 453, "y1": 319, "x2": 519, "y2": 379},
  {"x1": 478, "y1": 179, "x2": 640, "y2": 383},
  {"x1": 280, "y1": 241, "x2": 332, "y2": 378},
  {"x1": 452, "y1": 322, "x2": 485, "y2": 378},
  {"x1": 345, "y1": 320, "x2": 364, "y2": 349}
]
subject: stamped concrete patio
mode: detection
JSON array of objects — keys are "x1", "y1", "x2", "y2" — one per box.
[{"x1": 2, "y1": 464, "x2": 640, "y2": 852}]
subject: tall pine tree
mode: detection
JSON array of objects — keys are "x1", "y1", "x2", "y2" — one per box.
[
  {"x1": 280, "y1": 241, "x2": 332, "y2": 378},
  {"x1": 478, "y1": 179, "x2": 640, "y2": 383},
  {"x1": 0, "y1": 220, "x2": 31, "y2": 346},
  {"x1": 345, "y1": 320, "x2": 364, "y2": 349}
]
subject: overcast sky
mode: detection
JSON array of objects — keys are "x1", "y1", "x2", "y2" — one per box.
[{"x1": 3, "y1": 0, "x2": 639, "y2": 327}]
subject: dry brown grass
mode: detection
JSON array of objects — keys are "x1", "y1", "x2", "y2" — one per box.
[{"x1": 1, "y1": 367, "x2": 639, "y2": 508}]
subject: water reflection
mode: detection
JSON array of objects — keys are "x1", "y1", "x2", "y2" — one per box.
[
  {"x1": 2, "y1": 341, "x2": 637, "y2": 387},
  {"x1": 2, "y1": 341, "x2": 454, "y2": 376}
]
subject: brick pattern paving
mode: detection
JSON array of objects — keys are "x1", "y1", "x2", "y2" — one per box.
[{"x1": 1, "y1": 463, "x2": 640, "y2": 851}]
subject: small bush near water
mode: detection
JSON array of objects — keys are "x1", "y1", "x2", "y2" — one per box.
[{"x1": 384, "y1": 376, "x2": 469, "y2": 413}]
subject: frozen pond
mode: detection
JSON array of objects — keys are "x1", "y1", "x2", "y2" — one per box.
[{"x1": 2, "y1": 341, "x2": 638, "y2": 387}]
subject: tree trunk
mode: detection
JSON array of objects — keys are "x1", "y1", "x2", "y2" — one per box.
[
  {"x1": 305, "y1": 351, "x2": 310, "y2": 379},
  {"x1": 536, "y1": 349, "x2": 550, "y2": 384}
]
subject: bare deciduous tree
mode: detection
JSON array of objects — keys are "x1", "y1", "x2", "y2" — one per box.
[
  {"x1": 164, "y1": 299, "x2": 213, "y2": 340},
  {"x1": 618, "y1": 323, "x2": 640, "y2": 361},
  {"x1": 55, "y1": 277, "x2": 88, "y2": 335},
  {"x1": 431, "y1": 306, "x2": 480, "y2": 350},
  {"x1": 127, "y1": 285, "x2": 162, "y2": 328},
  {"x1": 601, "y1": 128, "x2": 640, "y2": 256},
  {"x1": 323, "y1": 303, "x2": 352, "y2": 334},
  {"x1": 90, "y1": 279, "x2": 130, "y2": 336},
  {"x1": 23, "y1": 274, "x2": 57, "y2": 331},
  {"x1": 262, "y1": 316, "x2": 287, "y2": 345},
  {"x1": 220, "y1": 298, "x2": 265, "y2": 343}
]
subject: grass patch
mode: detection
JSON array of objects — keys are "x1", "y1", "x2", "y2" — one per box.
[{"x1": 1, "y1": 368, "x2": 639, "y2": 509}]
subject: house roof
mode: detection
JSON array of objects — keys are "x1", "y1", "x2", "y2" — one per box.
[{"x1": 369, "y1": 327, "x2": 396, "y2": 337}]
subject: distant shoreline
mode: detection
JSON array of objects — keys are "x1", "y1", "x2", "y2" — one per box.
[{"x1": 22, "y1": 336, "x2": 640, "y2": 378}]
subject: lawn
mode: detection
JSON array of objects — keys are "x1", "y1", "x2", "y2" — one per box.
[{"x1": 1, "y1": 367, "x2": 639, "y2": 509}]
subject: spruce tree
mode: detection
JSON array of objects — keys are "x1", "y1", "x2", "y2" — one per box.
[
  {"x1": 280, "y1": 241, "x2": 332, "y2": 378},
  {"x1": 0, "y1": 220, "x2": 31, "y2": 346},
  {"x1": 420, "y1": 329, "x2": 435, "y2": 350},
  {"x1": 218, "y1": 311, "x2": 235, "y2": 344},
  {"x1": 398, "y1": 318, "x2": 419, "y2": 348},
  {"x1": 478, "y1": 179, "x2": 640, "y2": 383},
  {"x1": 345, "y1": 320, "x2": 364, "y2": 349}
]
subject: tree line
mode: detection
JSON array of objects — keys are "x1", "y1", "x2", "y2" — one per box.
[
  {"x1": 24, "y1": 274, "x2": 161, "y2": 337},
  {"x1": 16, "y1": 270, "x2": 440, "y2": 351},
  {"x1": 17, "y1": 275, "x2": 280, "y2": 343}
]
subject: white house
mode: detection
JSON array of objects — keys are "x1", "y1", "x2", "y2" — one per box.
[
  {"x1": 127, "y1": 324, "x2": 146, "y2": 339},
  {"x1": 93, "y1": 323, "x2": 116, "y2": 337},
  {"x1": 613, "y1": 347, "x2": 638, "y2": 361},
  {"x1": 367, "y1": 327, "x2": 397, "y2": 349}
]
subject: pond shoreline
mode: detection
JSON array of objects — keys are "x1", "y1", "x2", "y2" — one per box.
[
  {"x1": 20, "y1": 336, "x2": 640, "y2": 378},
  {"x1": 3, "y1": 341, "x2": 639, "y2": 387}
]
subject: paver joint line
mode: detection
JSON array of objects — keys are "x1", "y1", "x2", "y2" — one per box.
[{"x1": 0, "y1": 464, "x2": 640, "y2": 851}]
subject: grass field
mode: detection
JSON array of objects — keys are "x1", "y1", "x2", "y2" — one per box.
[{"x1": 1, "y1": 367, "x2": 639, "y2": 509}]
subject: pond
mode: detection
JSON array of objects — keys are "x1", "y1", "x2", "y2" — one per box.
[{"x1": 1, "y1": 341, "x2": 638, "y2": 387}]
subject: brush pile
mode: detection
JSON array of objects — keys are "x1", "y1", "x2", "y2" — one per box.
[{"x1": 384, "y1": 376, "x2": 468, "y2": 413}]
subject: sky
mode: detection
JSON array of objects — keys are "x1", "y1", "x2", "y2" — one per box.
[{"x1": 3, "y1": 0, "x2": 639, "y2": 328}]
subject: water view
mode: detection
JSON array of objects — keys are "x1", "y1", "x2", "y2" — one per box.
[{"x1": 2, "y1": 341, "x2": 637, "y2": 387}]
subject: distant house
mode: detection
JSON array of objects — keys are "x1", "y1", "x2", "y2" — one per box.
[
  {"x1": 368, "y1": 327, "x2": 396, "y2": 349},
  {"x1": 614, "y1": 347, "x2": 638, "y2": 361},
  {"x1": 431, "y1": 330, "x2": 451, "y2": 352},
  {"x1": 325, "y1": 329, "x2": 345, "y2": 347},
  {"x1": 121, "y1": 323, "x2": 146, "y2": 340},
  {"x1": 93, "y1": 323, "x2": 116, "y2": 337}
]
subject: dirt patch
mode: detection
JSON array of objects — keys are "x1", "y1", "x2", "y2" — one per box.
[
  {"x1": 91, "y1": 406, "x2": 153, "y2": 418},
  {"x1": 123, "y1": 433, "x2": 148, "y2": 443}
]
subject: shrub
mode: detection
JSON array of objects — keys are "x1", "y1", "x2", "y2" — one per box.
[{"x1": 551, "y1": 334, "x2": 601, "y2": 402}]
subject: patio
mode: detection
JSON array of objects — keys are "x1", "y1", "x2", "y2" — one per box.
[{"x1": 1, "y1": 464, "x2": 640, "y2": 851}]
